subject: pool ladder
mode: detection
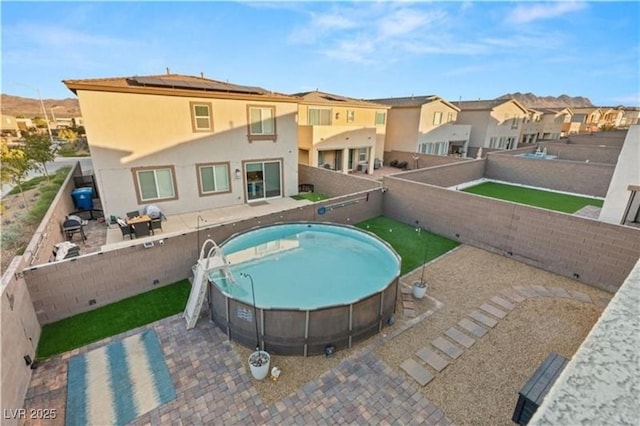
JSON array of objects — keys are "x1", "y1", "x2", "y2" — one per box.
[{"x1": 184, "y1": 239, "x2": 233, "y2": 329}]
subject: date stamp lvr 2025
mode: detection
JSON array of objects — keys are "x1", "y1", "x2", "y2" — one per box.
[{"x1": 3, "y1": 409, "x2": 57, "y2": 420}]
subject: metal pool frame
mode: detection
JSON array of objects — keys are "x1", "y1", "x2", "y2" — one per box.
[{"x1": 208, "y1": 222, "x2": 400, "y2": 356}]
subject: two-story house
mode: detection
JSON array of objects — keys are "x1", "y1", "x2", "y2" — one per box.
[
  {"x1": 455, "y1": 99, "x2": 528, "y2": 151},
  {"x1": 63, "y1": 74, "x2": 300, "y2": 217},
  {"x1": 295, "y1": 91, "x2": 388, "y2": 174},
  {"x1": 571, "y1": 107, "x2": 602, "y2": 133},
  {"x1": 620, "y1": 107, "x2": 640, "y2": 127},
  {"x1": 600, "y1": 107, "x2": 625, "y2": 128},
  {"x1": 369, "y1": 95, "x2": 470, "y2": 157},
  {"x1": 1, "y1": 114, "x2": 21, "y2": 138},
  {"x1": 521, "y1": 108, "x2": 570, "y2": 143}
]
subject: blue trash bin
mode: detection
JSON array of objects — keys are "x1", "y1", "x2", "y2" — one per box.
[{"x1": 71, "y1": 187, "x2": 93, "y2": 211}]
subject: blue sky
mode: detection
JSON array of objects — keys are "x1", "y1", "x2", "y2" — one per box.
[{"x1": 2, "y1": 1, "x2": 639, "y2": 106}]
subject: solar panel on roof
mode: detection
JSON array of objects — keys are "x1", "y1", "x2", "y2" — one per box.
[{"x1": 130, "y1": 76, "x2": 266, "y2": 94}]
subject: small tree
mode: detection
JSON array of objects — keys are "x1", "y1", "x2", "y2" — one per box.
[
  {"x1": 24, "y1": 134, "x2": 56, "y2": 181},
  {"x1": 57, "y1": 128, "x2": 78, "y2": 142},
  {"x1": 0, "y1": 142, "x2": 34, "y2": 206}
]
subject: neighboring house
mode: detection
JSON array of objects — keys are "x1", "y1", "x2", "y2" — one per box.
[
  {"x1": 620, "y1": 108, "x2": 640, "y2": 127},
  {"x1": 294, "y1": 90, "x2": 388, "y2": 174},
  {"x1": 15, "y1": 117, "x2": 35, "y2": 133},
  {"x1": 600, "y1": 125, "x2": 640, "y2": 226},
  {"x1": 454, "y1": 99, "x2": 528, "y2": 150},
  {"x1": 536, "y1": 108, "x2": 570, "y2": 140},
  {"x1": 520, "y1": 109, "x2": 543, "y2": 145},
  {"x1": 369, "y1": 95, "x2": 470, "y2": 158},
  {"x1": 600, "y1": 107, "x2": 625, "y2": 128},
  {"x1": 63, "y1": 74, "x2": 300, "y2": 217},
  {"x1": 1, "y1": 114, "x2": 21, "y2": 137},
  {"x1": 571, "y1": 107, "x2": 602, "y2": 133}
]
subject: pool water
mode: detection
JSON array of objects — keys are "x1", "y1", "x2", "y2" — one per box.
[
  {"x1": 210, "y1": 223, "x2": 401, "y2": 310},
  {"x1": 518, "y1": 153, "x2": 557, "y2": 159}
]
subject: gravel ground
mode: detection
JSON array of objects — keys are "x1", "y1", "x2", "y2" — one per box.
[
  {"x1": 229, "y1": 245, "x2": 610, "y2": 422},
  {"x1": 376, "y1": 245, "x2": 609, "y2": 425}
]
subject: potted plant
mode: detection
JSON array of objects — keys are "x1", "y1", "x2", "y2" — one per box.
[
  {"x1": 412, "y1": 279, "x2": 427, "y2": 299},
  {"x1": 412, "y1": 223, "x2": 430, "y2": 299},
  {"x1": 248, "y1": 350, "x2": 271, "y2": 380},
  {"x1": 240, "y1": 272, "x2": 271, "y2": 380}
]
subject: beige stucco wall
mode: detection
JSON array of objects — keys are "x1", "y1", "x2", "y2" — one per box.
[
  {"x1": 457, "y1": 102, "x2": 527, "y2": 148},
  {"x1": 77, "y1": 90, "x2": 299, "y2": 217},
  {"x1": 600, "y1": 126, "x2": 640, "y2": 224},
  {"x1": 385, "y1": 107, "x2": 421, "y2": 152},
  {"x1": 417, "y1": 100, "x2": 457, "y2": 133}
]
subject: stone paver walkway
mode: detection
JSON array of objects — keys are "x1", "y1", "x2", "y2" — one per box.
[
  {"x1": 22, "y1": 312, "x2": 456, "y2": 426},
  {"x1": 400, "y1": 284, "x2": 607, "y2": 388}
]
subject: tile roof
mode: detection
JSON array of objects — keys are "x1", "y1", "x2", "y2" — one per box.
[
  {"x1": 292, "y1": 90, "x2": 388, "y2": 108},
  {"x1": 367, "y1": 95, "x2": 439, "y2": 107},
  {"x1": 63, "y1": 74, "x2": 298, "y2": 101}
]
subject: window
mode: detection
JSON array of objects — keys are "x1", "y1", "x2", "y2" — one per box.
[
  {"x1": 418, "y1": 142, "x2": 446, "y2": 155},
  {"x1": 309, "y1": 108, "x2": 332, "y2": 125},
  {"x1": 190, "y1": 102, "x2": 213, "y2": 132},
  {"x1": 248, "y1": 106, "x2": 276, "y2": 140},
  {"x1": 447, "y1": 112, "x2": 455, "y2": 122},
  {"x1": 489, "y1": 137, "x2": 499, "y2": 148},
  {"x1": 511, "y1": 117, "x2": 519, "y2": 129},
  {"x1": 318, "y1": 151, "x2": 325, "y2": 166},
  {"x1": 133, "y1": 166, "x2": 177, "y2": 203},
  {"x1": 358, "y1": 148, "x2": 367, "y2": 162},
  {"x1": 433, "y1": 112, "x2": 443, "y2": 125},
  {"x1": 197, "y1": 163, "x2": 230, "y2": 196},
  {"x1": 375, "y1": 111, "x2": 386, "y2": 125},
  {"x1": 347, "y1": 110, "x2": 355, "y2": 123}
]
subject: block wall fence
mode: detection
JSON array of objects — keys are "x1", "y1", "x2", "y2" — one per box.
[
  {"x1": 383, "y1": 175, "x2": 639, "y2": 293},
  {"x1": 485, "y1": 153, "x2": 615, "y2": 197}
]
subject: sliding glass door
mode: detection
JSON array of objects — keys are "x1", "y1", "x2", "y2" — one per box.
[{"x1": 245, "y1": 160, "x2": 282, "y2": 201}]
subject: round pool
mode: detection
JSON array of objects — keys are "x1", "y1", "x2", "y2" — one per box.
[{"x1": 208, "y1": 222, "x2": 401, "y2": 356}]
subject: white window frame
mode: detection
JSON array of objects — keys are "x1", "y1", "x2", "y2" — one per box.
[
  {"x1": 433, "y1": 111, "x2": 443, "y2": 125},
  {"x1": 358, "y1": 148, "x2": 367, "y2": 162},
  {"x1": 375, "y1": 111, "x2": 386, "y2": 125},
  {"x1": 347, "y1": 109, "x2": 355, "y2": 123}
]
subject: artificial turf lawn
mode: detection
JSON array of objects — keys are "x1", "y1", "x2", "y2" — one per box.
[
  {"x1": 292, "y1": 192, "x2": 329, "y2": 202},
  {"x1": 462, "y1": 182, "x2": 604, "y2": 214},
  {"x1": 356, "y1": 216, "x2": 459, "y2": 275},
  {"x1": 36, "y1": 280, "x2": 190, "y2": 359}
]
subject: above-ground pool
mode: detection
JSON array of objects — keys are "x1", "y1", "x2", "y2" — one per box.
[{"x1": 208, "y1": 222, "x2": 401, "y2": 356}]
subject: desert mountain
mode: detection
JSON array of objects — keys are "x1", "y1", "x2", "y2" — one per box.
[
  {"x1": 1, "y1": 94, "x2": 81, "y2": 118},
  {"x1": 497, "y1": 92, "x2": 594, "y2": 109}
]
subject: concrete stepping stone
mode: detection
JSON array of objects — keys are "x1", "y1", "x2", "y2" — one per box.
[
  {"x1": 531, "y1": 285, "x2": 553, "y2": 297},
  {"x1": 431, "y1": 336, "x2": 463, "y2": 359},
  {"x1": 404, "y1": 309, "x2": 416, "y2": 318},
  {"x1": 547, "y1": 286, "x2": 571, "y2": 298},
  {"x1": 513, "y1": 285, "x2": 537, "y2": 298},
  {"x1": 403, "y1": 301, "x2": 416, "y2": 310},
  {"x1": 400, "y1": 359, "x2": 434, "y2": 386},
  {"x1": 445, "y1": 327, "x2": 475, "y2": 348},
  {"x1": 490, "y1": 296, "x2": 515, "y2": 311},
  {"x1": 480, "y1": 303, "x2": 507, "y2": 319},
  {"x1": 416, "y1": 347, "x2": 450, "y2": 372},
  {"x1": 500, "y1": 288, "x2": 525, "y2": 303},
  {"x1": 568, "y1": 290, "x2": 592, "y2": 303},
  {"x1": 458, "y1": 318, "x2": 488, "y2": 338},
  {"x1": 469, "y1": 310, "x2": 498, "y2": 328}
]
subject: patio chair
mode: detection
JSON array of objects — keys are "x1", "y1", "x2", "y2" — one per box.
[
  {"x1": 126, "y1": 210, "x2": 140, "y2": 219},
  {"x1": 133, "y1": 222, "x2": 151, "y2": 238},
  {"x1": 119, "y1": 224, "x2": 134, "y2": 240},
  {"x1": 150, "y1": 218, "x2": 162, "y2": 235}
]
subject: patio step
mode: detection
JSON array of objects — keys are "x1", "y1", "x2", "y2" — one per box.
[
  {"x1": 400, "y1": 359, "x2": 434, "y2": 386},
  {"x1": 416, "y1": 347, "x2": 450, "y2": 372}
]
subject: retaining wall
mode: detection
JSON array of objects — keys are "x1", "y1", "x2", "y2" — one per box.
[
  {"x1": 537, "y1": 142, "x2": 621, "y2": 164},
  {"x1": 485, "y1": 153, "x2": 614, "y2": 197},
  {"x1": 24, "y1": 188, "x2": 384, "y2": 324},
  {"x1": 298, "y1": 164, "x2": 381, "y2": 197},
  {"x1": 383, "y1": 176, "x2": 639, "y2": 293}
]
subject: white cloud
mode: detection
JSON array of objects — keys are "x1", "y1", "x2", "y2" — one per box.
[
  {"x1": 608, "y1": 93, "x2": 640, "y2": 106},
  {"x1": 508, "y1": 2, "x2": 587, "y2": 24}
]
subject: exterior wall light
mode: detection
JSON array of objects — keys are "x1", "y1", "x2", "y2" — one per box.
[{"x1": 235, "y1": 169, "x2": 241, "y2": 179}]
